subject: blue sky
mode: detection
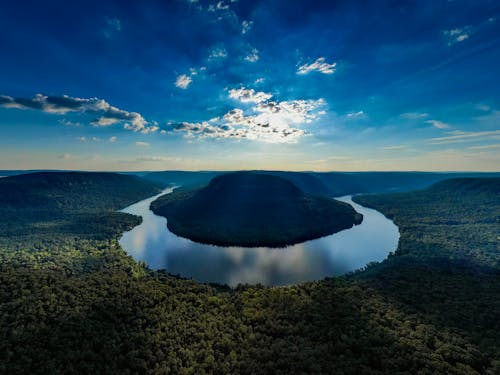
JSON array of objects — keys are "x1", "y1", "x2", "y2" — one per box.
[{"x1": 0, "y1": 0, "x2": 499, "y2": 171}]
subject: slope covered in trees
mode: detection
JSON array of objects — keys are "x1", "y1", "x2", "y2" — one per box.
[
  {"x1": 150, "y1": 172, "x2": 362, "y2": 247},
  {"x1": 0, "y1": 173, "x2": 499, "y2": 374}
]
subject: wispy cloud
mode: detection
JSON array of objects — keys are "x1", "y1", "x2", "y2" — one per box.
[
  {"x1": 382, "y1": 145, "x2": 407, "y2": 150},
  {"x1": 135, "y1": 141, "x2": 150, "y2": 147},
  {"x1": 400, "y1": 112, "x2": 429, "y2": 120},
  {"x1": 106, "y1": 17, "x2": 121, "y2": 32},
  {"x1": 0, "y1": 93, "x2": 157, "y2": 134},
  {"x1": 428, "y1": 130, "x2": 500, "y2": 144},
  {"x1": 297, "y1": 57, "x2": 336, "y2": 75},
  {"x1": 426, "y1": 119, "x2": 451, "y2": 129},
  {"x1": 346, "y1": 111, "x2": 365, "y2": 118},
  {"x1": 109, "y1": 136, "x2": 117, "y2": 143},
  {"x1": 468, "y1": 143, "x2": 500, "y2": 150}
]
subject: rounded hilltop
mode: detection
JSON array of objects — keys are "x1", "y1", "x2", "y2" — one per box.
[{"x1": 151, "y1": 171, "x2": 363, "y2": 247}]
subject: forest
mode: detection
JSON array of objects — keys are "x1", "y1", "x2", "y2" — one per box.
[
  {"x1": 0, "y1": 172, "x2": 499, "y2": 374},
  {"x1": 150, "y1": 172, "x2": 362, "y2": 247}
]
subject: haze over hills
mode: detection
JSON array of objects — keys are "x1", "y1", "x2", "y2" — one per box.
[
  {"x1": 142, "y1": 170, "x2": 500, "y2": 196},
  {"x1": 150, "y1": 172, "x2": 363, "y2": 247}
]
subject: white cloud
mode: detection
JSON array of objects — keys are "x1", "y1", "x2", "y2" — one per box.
[
  {"x1": 468, "y1": 143, "x2": 500, "y2": 150},
  {"x1": 244, "y1": 48, "x2": 259, "y2": 62},
  {"x1": 429, "y1": 130, "x2": 500, "y2": 144},
  {"x1": 135, "y1": 141, "x2": 150, "y2": 147},
  {"x1": 241, "y1": 20, "x2": 253, "y2": 34},
  {"x1": 444, "y1": 27, "x2": 472, "y2": 45},
  {"x1": 297, "y1": 57, "x2": 337, "y2": 75},
  {"x1": 136, "y1": 156, "x2": 182, "y2": 162},
  {"x1": 229, "y1": 87, "x2": 272, "y2": 103},
  {"x1": 382, "y1": 145, "x2": 407, "y2": 150},
  {"x1": 59, "y1": 119, "x2": 81, "y2": 127},
  {"x1": 175, "y1": 74, "x2": 192, "y2": 89},
  {"x1": 426, "y1": 120, "x2": 451, "y2": 129},
  {"x1": 400, "y1": 112, "x2": 429, "y2": 119},
  {"x1": 109, "y1": 136, "x2": 117, "y2": 142},
  {"x1": 92, "y1": 117, "x2": 120, "y2": 126},
  {"x1": 208, "y1": 46, "x2": 228, "y2": 61},
  {"x1": 254, "y1": 77, "x2": 265, "y2": 84},
  {"x1": 171, "y1": 90, "x2": 326, "y2": 143},
  {"x1": 346, "y1": 111, "x2": 365, "y2": 118},
  {"x1": 0, "y1": 94, "x2": 157, "y2": 134}
]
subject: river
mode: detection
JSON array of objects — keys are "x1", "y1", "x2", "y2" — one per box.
[{"x1": 119, "y1": 188, "x2": 399, "y2": 286}]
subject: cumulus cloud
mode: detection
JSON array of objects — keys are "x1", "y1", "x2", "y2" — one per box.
[
  {"x1": 244, "y1": 48, "x2": 259, "y2": 62},
  {"x1": 297, "y1": 57, "x2": 337, "y2": 75},
  {"x1": 109, "y1": 136, "x2": 117, "y2": 142},
  {"x1": 0, "y1": 93, "x2": 157, "y2": 134},
  {"x1": 229, "y1": 87, "x2": 272, "y2": 103},
  {"x1": 169, "y1": 87, "x2": 326, "y2": 143},
  {"x1": 175, "y1": 74, "x2": 193, "y2": 89}
]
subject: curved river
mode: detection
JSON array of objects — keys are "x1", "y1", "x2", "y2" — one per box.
[{"x1": 119, "y1": 188, "x2": 399, "y2": 286}]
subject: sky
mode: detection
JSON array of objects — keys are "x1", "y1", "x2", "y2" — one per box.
[{"x1": 0, "y1": 0, "x2": 499, "y2": 172}]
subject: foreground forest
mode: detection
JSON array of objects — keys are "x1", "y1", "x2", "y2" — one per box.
[{"x1": 0, "y1": 172, "x2": 499, "y2": 374}]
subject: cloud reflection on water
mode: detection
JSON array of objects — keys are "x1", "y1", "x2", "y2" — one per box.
[{"x1": 120, "y1": 190, "x2": 399, "y2": 286}]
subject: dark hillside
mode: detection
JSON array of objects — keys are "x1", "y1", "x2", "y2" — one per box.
[{"x1": 151, "y1": 172, "x2": 362, "y2": 247}]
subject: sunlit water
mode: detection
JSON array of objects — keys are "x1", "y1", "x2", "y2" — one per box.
[{"x1": 119, "y1": 188, "x2": 399, "y2": 286}]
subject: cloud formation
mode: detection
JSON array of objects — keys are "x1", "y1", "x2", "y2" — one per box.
[
  {"x1": 0, "y1": 94, "x2": 158, "y2": 134},
  {"x1": 297, "y1": 57, "x2": 336, "y2": 75},
  {"x1": 244, "y1": 48, "x2": 259, "y2": 63},
  {"x1": 175, "y1": 74, "x2": 193, "y2": 89},
  {"x1": 229, "y1": 87, "x2": 272, "y2": 103},
  {"x1": 241, "y1": 20, "x2": 253, "y2": 34},
  {"x1": 208, "y1": 46, "x2": 228, "y2": 61},
  {"x1": 170, "y1": 87, "x2": 326, "y2": 143},
  {"x1": 426, "y1": 120, "x2": 450, "y2": 129},
  {"x1": 443, "y1": 27, "x2": 472, "y2": 46},
  {"x1": 429, "y1": 130, "x2": 500, "y2": 144}
]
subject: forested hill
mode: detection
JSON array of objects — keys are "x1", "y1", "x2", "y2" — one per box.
[
  {"x1": 354, "y1": 177, "x2": 500, "y2": 267},
  {"x1": 427, "y1": 177, "x2": 500, "y2": 196},
  {"x1": 0, "y1": 172, "x2": 162, "y2": 212},
  {"x1": 151, "y1": 172, "x2": 362, "y2": 247}
]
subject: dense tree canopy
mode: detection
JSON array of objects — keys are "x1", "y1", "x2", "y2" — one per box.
[
  {"x1": 0, "y1": 173, "x2": 499, "y2": 374},
  {"x1": 151, "y1": 172, "x2": 362, "y2": 247}
]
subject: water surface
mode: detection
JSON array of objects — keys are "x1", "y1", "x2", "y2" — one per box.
[{"x1": 119, "y1": 188, "x2": 399, "y2": 286}]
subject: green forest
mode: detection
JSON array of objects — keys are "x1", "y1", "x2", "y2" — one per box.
[
  {"x1": 150, "y1": 172, "x2": 362, "y2": 247},
  {"x1": 0, "y1": 172, "x2": 499, "y2": 374}
]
